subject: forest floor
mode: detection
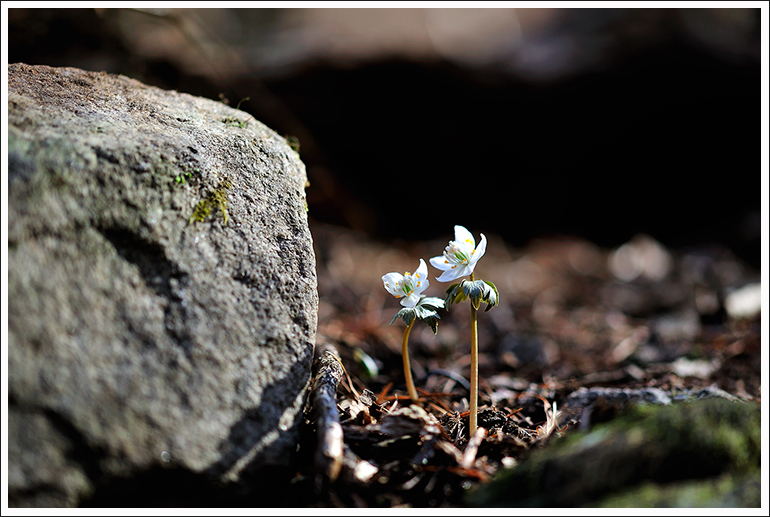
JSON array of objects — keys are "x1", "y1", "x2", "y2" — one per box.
[{"x1": 286, "y1": 221, "x2": 762, "y2": 508}]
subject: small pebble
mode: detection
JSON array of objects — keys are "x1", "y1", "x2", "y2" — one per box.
[
  {"x1": 724, "y1": 283, "x2": 761, "y2": 320},
  {"x1": 609, "y1": 234, "x2": 672, "y2": 282}
]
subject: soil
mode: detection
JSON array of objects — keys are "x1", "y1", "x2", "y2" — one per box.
[{"x1": 280, "y1": 221, "x2": 762, "y2": 508}]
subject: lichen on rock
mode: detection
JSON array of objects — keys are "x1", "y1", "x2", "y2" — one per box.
[{"x1": 190, "y1": 177, "x2": 232, "y2": 225}]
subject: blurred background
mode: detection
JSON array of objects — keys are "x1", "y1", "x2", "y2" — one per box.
[
  {"x1": 8, "y1": 7, "x2": 763, "y2": 399},
  {"x1": 7, "y1": 7, "x2": 762, "y2": 263}
]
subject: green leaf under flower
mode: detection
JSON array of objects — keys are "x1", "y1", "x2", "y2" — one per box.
[
  {"x1": 481, "y1": 280, "x2": 500, "y2": 311},
  {"x1": 445, "y1": 278, "x2": 499, "y2": 311},
  {"x1": 390, "y1": 307, "x2": 416, "y2": 327},
  {"x1": 389, "y1": 295, "x2": 445, "y2": 334}
]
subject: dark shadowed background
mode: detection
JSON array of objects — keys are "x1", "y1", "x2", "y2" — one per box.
[{"x1": 8, "y1": 7, "x2": 762, "y2": 266}]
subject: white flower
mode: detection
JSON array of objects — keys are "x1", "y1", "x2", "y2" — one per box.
[
  {"x1": 382, "y1": 258, "x2": 430, "y2": 308},
  {"x1": 429, "y1": 225, "x2": 487, "y2": 282}
]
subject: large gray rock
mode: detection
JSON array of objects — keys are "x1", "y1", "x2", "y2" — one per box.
[{"x1": 7, "y1": 63, "x2": 318, "y2": 507}]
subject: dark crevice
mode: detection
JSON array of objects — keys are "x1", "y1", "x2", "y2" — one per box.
[
  {"x1": 92, "y1": 146, "x2": 121, "y2": 165},
  {"x1": 9, "y1": 395, "x2": 105, "y2": 505},
  {"x1": 97, "y1": 226, "x2": 195, "y2": 358},
  {"x1": 202, "y1": 347, "x2": 313, "y2": 480},
  {"x1": 99, "y1": 226, "x2": 181, "y2": 299},
  {"x1": 41, "y1": 409, "x2": 105, "y2": 486}
]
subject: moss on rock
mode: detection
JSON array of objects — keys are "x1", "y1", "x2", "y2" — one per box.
[{"x1": 468, "y1": 398, "x2": 760, "y2": 507}]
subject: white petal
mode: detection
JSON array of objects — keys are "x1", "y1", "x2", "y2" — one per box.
[
  {"x1": 429, "y1": 255, "x2": 451, "y2": 271},
  {"x1": 470, "y1": 233, "x2": 487, "y2": 266},
  {"x1": 401, "y1": 292, "x2": 420, "y2": 308},
  {"x1": 413, "y1": 273, "x2": 429, "y2": 296},
  {"x1": 382, "y1": 272, "x2": 404, "y2": 297},
  {"x1": 454, "y1": 225, "x2": 475, "y2": 248},
  {"x1": 415, "y1": 258, "x2": 429, "y2": 280},
  {"x1": 435, "y1": 265, "x2": 468, "y2": 283}
]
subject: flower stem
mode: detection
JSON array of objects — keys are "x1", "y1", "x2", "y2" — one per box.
[
  {"x1": 469, "y1": 272, "x2": 478, "y2": 438},
  {"x1": 402, "y1": 319, "x2": 419, "y2": 403}
]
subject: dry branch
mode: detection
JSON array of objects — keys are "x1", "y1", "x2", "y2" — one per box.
[{"x1": 311, "y1": 343, "x2": 345, "y2": 488}]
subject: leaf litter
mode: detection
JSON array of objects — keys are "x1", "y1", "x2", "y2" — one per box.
[{"x1": 289, "y1": 222, "x2": 761, "y2": 508}]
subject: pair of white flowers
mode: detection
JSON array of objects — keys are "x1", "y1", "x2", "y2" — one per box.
[{"x1": 382, "y1": 225, "x2": 487, "y2": 308}]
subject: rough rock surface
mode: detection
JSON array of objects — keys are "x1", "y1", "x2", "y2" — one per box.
[{"x1": 7, "y1": 63, "x2": 318, "y2": 507}]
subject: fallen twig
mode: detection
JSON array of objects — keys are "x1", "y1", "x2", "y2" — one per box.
[{"x1": 311, "y1": 343, "x2": 345, "y2": 489}]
